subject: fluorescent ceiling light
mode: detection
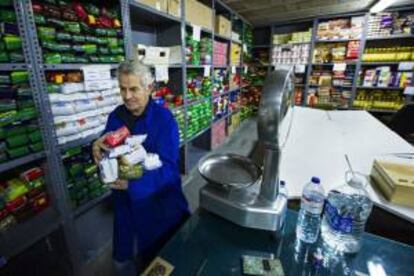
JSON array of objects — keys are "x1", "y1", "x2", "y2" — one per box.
[{"x1": 370, "y1": 0, "x2": 397, "y2": 13}]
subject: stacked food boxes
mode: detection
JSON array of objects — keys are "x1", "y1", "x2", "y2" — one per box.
[
  {"x1": 0, "y1": 1, "x2": 24, "y2": 63},
  {"x1": 213, "y1": 41, "x2": 228, "y2": 66},
  {"x1": 187, "y1": 101, "x2": 211, "y2": 138},
  {"x1": 316, "y1": 16, "x2": 364, "y2": 40},
  {"x1": 272, "y1": 44, "x2": 309, "y2": 65},
  {"x1": 172, "y1": 108, "x2": 185, "y2": 143},
  {"x1": 368, "y1": 12, "x2": 414, "y2": 38},
  {"x1": 231, "y1": 43, "x2": 241, "y2": 65}
]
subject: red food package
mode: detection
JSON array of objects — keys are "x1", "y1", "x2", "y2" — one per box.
[
  {"x1": 0, "y1": 208, "x2": 9, "y2": 220},
  {"x1": 20, "y1": 167, "x2": 43, "y2": 182},
  {"x1": 6, "y1": 196, "x2": 28, "y2": 213},
  {"x1": 104, "y1": 126, "x2": 130, "y2": 147},
  {"x1": 72, "y1": 2, "x2": 88, "y2": 20},
  {"x1": 97, "y1": 15, "x2": 113, "y2": 28},
  {"x1": 31, "y1": 192, "x2": 49, "y2": 213},
  {"x1": 32, "y1": 2, "x2": 43, "y2": 14}
]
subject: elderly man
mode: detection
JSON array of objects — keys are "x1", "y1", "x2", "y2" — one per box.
[{"x1": 92, "y1": 60, "x2": 189, "y2": 275}]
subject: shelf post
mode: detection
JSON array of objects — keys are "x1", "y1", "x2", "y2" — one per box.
[{"x1": 303, "y1": 18, "x2": 318, "y2": 106}]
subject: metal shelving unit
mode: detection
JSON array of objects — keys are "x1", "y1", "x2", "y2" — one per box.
[
  {"x1": 0, "y1": 152, "x2": 46, "y2": 174},
  {"x1": 43, "y1": 64, "x2": 119, "y2": 70},
  {"x1": 0, "y1": 63, "x2": 27, "y2": 70}
]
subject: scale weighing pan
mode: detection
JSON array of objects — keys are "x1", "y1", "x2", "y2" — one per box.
[{"x1": 198, "y1": 153, "x2": 261, "y2": 189}]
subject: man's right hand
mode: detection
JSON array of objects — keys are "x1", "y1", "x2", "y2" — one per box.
[{"x1": 92, "y1": 134, "x2": 110, "y2": 163}]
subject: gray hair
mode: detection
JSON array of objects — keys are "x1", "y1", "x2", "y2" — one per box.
[{"x1": 117, "y1": 60, "x2": 154, "y2": 87}]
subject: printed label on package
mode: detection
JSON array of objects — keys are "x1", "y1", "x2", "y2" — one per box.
[
  {"x1": 203, "y1": 65, "x2": 211, "y2": 77},
  {"x1": 301, "y1": 195, "x2": 324, "y2": 215},
  {"x1": 324, "y1": 201, "x2": 353, "y2": 234},
  {"x1": 333, "y1": 63, "x2": 346, "y2": 72},
  {"x1": 192, "y1": 25, "x2": 201, "y2": 41}
]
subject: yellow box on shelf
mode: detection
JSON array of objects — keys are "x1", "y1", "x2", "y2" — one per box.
[{"x1": 185, "y1": 0, "x2": 213, "y2": 31}]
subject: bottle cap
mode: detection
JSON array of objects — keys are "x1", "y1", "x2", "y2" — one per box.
[
  {"x1": 280, "y1": 180, "x2": 286, "y2": 187},
  {"x1": 311, "y1": 177, "x2": 320, "y2": 184}
]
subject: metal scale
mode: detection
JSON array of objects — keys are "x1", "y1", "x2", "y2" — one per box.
[{"x1": 199, "y1": 67, "x2": 295, "y2": 231}]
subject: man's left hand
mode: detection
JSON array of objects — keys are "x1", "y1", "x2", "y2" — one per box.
[{"x1": 110, "y1": 179, "x2": 129, "y2": 190}]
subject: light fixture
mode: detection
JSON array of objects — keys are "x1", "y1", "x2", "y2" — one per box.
[{"x1": 370, "y1": 0, "x2": 398, "y2": 13}]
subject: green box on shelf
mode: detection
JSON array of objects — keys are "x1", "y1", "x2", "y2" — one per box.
[
  {"x1": 17, "y1": 107, "x2": 37, "y2": 121},
  {"x1": 28, "y1": 130, "x2": 42, "y2": 143},
  {"x1": 0, "y1": 52, "x2": 9, "y2": 62},
  {"x1": 47, "y1": 84, "x2": 60, "y2": 93},
  {"x1": 6, "y1": 133, "x2": 29, "y2": 148},
  {"x1": 7, "y1": 145, "x2": 30, "y2": 159},
  {"x1": 63, "y1": 146, "x2": 82, "y2": 158},
  {"x1": 56, "y1": 32, "x2": 72, "y2": 41},
  {"x1": 3, "y1": 36, "x2": 22, "y2": 51},
  {"x1": 9, "y1": 52, "x2": 24, "y2": 62},
  {"x1": 0, "y1": 10, "x2": 16, "y2": 23},
  {"x1": 44, "y1": 53, "x2": 61, "y2": 64},
  {"x1": 34, "y1": 15, "x2": 46, "y2": 25},
  {"x1": 5, "y1": 125, "x2": 27, "y2": 138},
  {"x1": 37, "y1": 27, "x2": 56, "y2": 41},
  {"x1": 63, "y1": 22, "x2": 81, "y2": 34},
  {"x1": 72, "y1": 34, "x2": 86, "y2": 43},
  {"x1": 0, "y1": 110, "x2": 18, "y2": 127},
  {"x1": 10, "y1": 71, "x2": 29, "y2": 84},
  {"x1": 17, "y1": 99, "x2": 35, "y2": 110},
  {"x1": 30, "y1": 141, "x2": 43, "y2": 152},
  {"x1": 69, "y1": 163, "x2": 84, "y2": 177}
]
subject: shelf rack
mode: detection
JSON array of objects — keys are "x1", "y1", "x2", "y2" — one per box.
[
  {"x1": 1, "y1": 0, "x2": 252, "y2": 273},
  {"x1": 267, "y1": 9, "x2": 414, "y2": 110}
]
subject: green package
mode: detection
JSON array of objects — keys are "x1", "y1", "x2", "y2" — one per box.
[
  {"x1": 84, "y1": 44, "x2": 97, "y2": 54},
  {"x1": 17, "y1": 107, "x2": 37, "y2": 121},
  {"x1": 94, "y1": 28, "x2": 107, "y2": 36},
  {"x1": 85, "y1": 35, "x2": 99, "y2": 44},
  {"x1": 25, "y1": 123, "x2": 38, "y2": 133},
  {"x1": 47, "y1": 18, "x2": 65, "y2": 28},
  {"x1": 98, "y1": 56, "x2": 116, "y2": 63},
  {"x1": 56, "y1": 32, "x2": 72, "y2": 41},
  {"x1": 28, "y1": 130, "x2": 42, "y2": 143},
  {"x1": 110, "y1": 47, "x2": 124, "y2": 54},
  {"x1": 47, "y1": 83, "x2": 60, "y2": 93},
  {"x1": 9, "y1": 52, "x2": 24, "y2": 62},
  {"x1": 17, "y1": 87, "x2": 32, "y2": 97},
  {"x1": 64, "y1": 22, "x2": 80, "y2": 34},
  {"x1": 4, "y1": 36, "x2": 22, "y2": 50},
  {"x1": 42, "y1": 40, "x2": 71, "y2": 51},
  {"x1": 0, "y1": 52, "x2": 9, "y2": 62},
  {"x1": 61, "y1": 53, "x2": 76, "y2": 63},
  {"x1": 6, "y1": 133, "x2": 29, "y2": 148},
  {"x1": 72, "y1": 35, "x2": 85, "y2": 43},
  {"x1": 115, "y1": 55, "x2": 125, "y2": 62},
  {"x1": 27, "y1": 178, "x2": 44, "y2": 190},
  {"x1": 98, "y1": 47, "x2": 109, "y2": 55},
  {"x1": 0, "y1": 99, "x2": 16, "y2": 112},
  {"x1": 96, "y1": 37, "x2": 107, "y2": 45},
  {"x1": 44, "y1": 52, "x2": 61, "y2": 64},
  {"x1": 119, "y1": 163, "x2": 143, "y2": 180},
  {"x1": 0, "y1": 110, "x2": 17, "y2": 127},
  {"x1": 69, "y1": 163, "x2": 84, "y2": 177},
  {"x1": 17, "y1": 99, "x2": 34, "y2": 110},
  {"x1": 62, "y1": 146, "x2": 82, "y2": 158},
  {"x1": 11, "y1": 71, "x2": 29, "y2": 84},
  {"x1": 7, "y1": 145, "x2": 30, "y2": 159},
  {"x1": 84, "y1": 163, "x2": 97, "y2": 176},
  {"x1": 37, "y1": 27, "x2": 56, "y2": 41},
  {"x1": 107, "y1": 38, "x2": 118, "y2": 48},
  {"x1": 5, "y1": 125, "x2": 26, "y2": 138},
  {"x1": 106, "y1": 29, "x2": 117, "y2": 37},
  {"x1": 0, "y1": 10, "x2": 16, "y2": 23},
  {"x1": 74, "y1": 56, "x2": 88, "y2": 63},
  {"x1": 34, "y1": 15, "x2": 46, "y2": 25},
  {"x1": 89, "y1": 55, "x2": 99, "y2": 63},
  {"x1": 30, "y1": 141, "x2": 43, "y2": 152}
]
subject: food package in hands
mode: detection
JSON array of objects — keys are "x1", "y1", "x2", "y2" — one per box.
[
  {"x1": 108, "y1": 144, "x2": 132, "y2": 158},
  {"x1": 104, "y1": 126, "x2": 130, "y2": 147},
  {"x1": 125, "y1": 135, "x2": 147, "y2": 149},
  {"x1": 99, "y1": 157, "x2": 118, "y2": 183},
  {"x1": 120, "y1": 145, "x2": 147, "y2": 165},
  {"x1": 119, "y1": 163, "x2": 143, "y2": 180},
  {"x1": 144, "y1": 153, "x2": 162, "y2": 170}
]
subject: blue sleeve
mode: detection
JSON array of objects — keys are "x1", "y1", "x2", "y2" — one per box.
[
  {"x1": 127, "y1": 115, "x2": 181, "y2": 201},
  {"x1": 102, "y1": 112, "x2": 118, "y2": 135}
]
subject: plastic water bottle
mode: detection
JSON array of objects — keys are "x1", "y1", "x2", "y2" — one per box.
[
  {"x1": 279, "y1": 180, "x2": 288, "y2": 198},
  {"x1": 321, "y1": 172, "x2": 373, "y2": 253},
  {"x1": 296, "y1": 177, "x2": 325, "y2": 243}
]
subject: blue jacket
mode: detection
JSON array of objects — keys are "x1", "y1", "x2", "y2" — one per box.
[{"x1": 103, "y1": 100, "x2": 189, "y2": 262}]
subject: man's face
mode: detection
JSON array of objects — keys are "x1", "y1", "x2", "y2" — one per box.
[{"x1": 119, "y1": 73, "x2": 151, "y2": 113}]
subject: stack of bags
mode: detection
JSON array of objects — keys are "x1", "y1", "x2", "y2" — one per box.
[
  {"x1": 47, "y1": 71, "x2": 123, "y2": 145},
  {"x1": 99, "y1": 127, "x2": 162, "y2": 184},
  {"x1": 187, "y1": 101, "x2": 211, "y2": 138},
  {"x1": 200, "y1": 37, "x2": 212, "y2": 65},
  {"x1": 0, "y1": 71, "x2": 43, "y2": 162},
  {"x1": 63, "y1": 145, "x2": 108, "y2": 207},
  {"x1": 0, "y1": 167, "x2": 49, "y2": 231},
  {"x1": 32, "y1": 1, "x2": 124, "y2": 64},
  {"x1": 213, "y1": 41, "x2": 228, "y2": 66},
  {"x1": 212, "y1": 68, "x2": 228, "y2": 97},
  {"x1": 172, "y1": 108, "x2": 185, "y2": 143},
  {"x1": 0, "y1": 1, "x2": 24, "y2": 63}
]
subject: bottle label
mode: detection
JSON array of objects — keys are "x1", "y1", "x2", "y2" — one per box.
[
  {"x1": 324, "y1": 201, "x2": 353, "y2": 234},
  {"x1": 301, "y1": 195, "x2": 323, "y2": 215}
]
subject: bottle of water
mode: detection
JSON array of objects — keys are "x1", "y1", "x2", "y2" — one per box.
[
  {"x1": 296, "y1": 177, "x2": 325, "y2": 243},
  {"x1": 321, "y1": 172, "x2": 373, "y2": 253},
  {"x1": 279, "y1": 180, "x2": 288, "y2": 198}
]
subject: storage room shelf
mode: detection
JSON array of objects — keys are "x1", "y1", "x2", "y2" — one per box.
[
  {"x1": 366, "y1": 34, "x2": 414, "y2": 41},
  {"x1": 187, "y1": 125, "x2": 211, "y2": 143},
  {"x1": 356, "y1": 86, "x2": 404, "y2": 90},
  {"x1": 312, "y1": 62, "x2": 357, "y2": 66},
  {"x1": 0, "y1": 151, "x2": 46, "y2": 174},
  {"x1": 315, "y1": 38, "x2": 360, "y2": 42},
  {"x1": 60, "y1": 133, "x2": 101, "y2": 151},
  {"x1": 0, "y1": 207, "x2": 61, "y2": 258},
  {"x1": 129, "y1": 1, "x2": 181, "y2": 24},
  {"x1": 0, "y1": 63, "x2": 27, "y2": 71},
  {"x1": 43, "y1": 64, "x2": 119, "y2": 70},
  {"x1": 73, "y1": 191, "x2": 111, "y2": 218}
]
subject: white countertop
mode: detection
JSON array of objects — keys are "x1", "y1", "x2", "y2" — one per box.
[{"x1": 280, "y1": 107, "x2": 414, "y2": 223}]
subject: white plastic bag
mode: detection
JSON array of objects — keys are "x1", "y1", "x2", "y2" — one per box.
[
  {"x1": 144, "y1": 153, "x2": 162, "y2": 170},
  {"x1": 121, "y1": 145, "x2": 147, "y2": 165},
  {"x1": 99, "y1": 157, "x2": 118, "y2": 183},
  {"x1": 109, "y1": 144, "x2": 132, "y2": 158},
  {"x1": 125, "y1": 135, "x2": 147, "y2": 148}
]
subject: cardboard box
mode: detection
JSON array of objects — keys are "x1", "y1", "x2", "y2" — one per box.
[
  {"x1": 168, "y1": 0, "x2": 181, "y2": 18},
  {"x1": 135, "y1": 44, "x2": 170, "y2": 65},
  {"x1": 215, "y1": 15, "x2": 231, "y2": 38},
  {"x1": 185, "y1": 0, "x2": 212, "y2": 31},
  {"x1": 138, "y1": 0, "x2": 168, "y2": 13}
]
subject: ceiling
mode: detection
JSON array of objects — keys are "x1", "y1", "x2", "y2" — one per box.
[{"x1": 222, "y1": 0, "x2": 414, "y2": 26}]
